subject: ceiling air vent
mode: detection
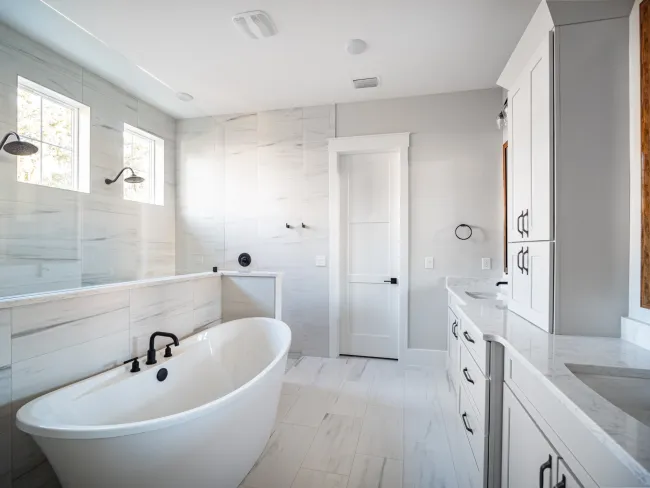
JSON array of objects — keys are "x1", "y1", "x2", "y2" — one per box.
[
  {"x1": 232, "y1": 11, "x2": 277, "y2": 39},
  {"x1": 353, "y1": 77, "x2": 380, "y2": 89}
]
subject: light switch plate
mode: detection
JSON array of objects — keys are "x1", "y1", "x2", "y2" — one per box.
[
  {"x1": 424, "y1": 257, "x2": 434, "y2": 269},
  {"x1": 482, "y1": 257, "x2": 492, "y2": 270},
  {"x1": 315, "y1": 255, "x2": 327, "y2": 267}
]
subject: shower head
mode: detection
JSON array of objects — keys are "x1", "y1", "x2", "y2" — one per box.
[
  {"x1": 105, "y1": 167, "x2": 145, "y2": 185},
  {"x1": 124, "y1": 173, "x2": 145, "y2": 184},
  {"x1": 0, "y1": 132, "x2": 39, "y2": 156}
]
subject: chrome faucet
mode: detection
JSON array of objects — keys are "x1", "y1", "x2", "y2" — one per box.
[{"x1": 146, "y1": 332, "x2": 180, "y2": 365}]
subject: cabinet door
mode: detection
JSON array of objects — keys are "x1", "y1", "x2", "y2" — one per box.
[
  {"x1": 507, "y1": 33, "x2": 553, "y2": 243},
  {"x1": 556, "y1": 458, "x2": 583, "y2": 488},
  {"x1": 502, "y1": 386, "x2": 556, "y2": 488},
  {"x1": 508, "y1": 242, "x2": 553, "y2": 332}
]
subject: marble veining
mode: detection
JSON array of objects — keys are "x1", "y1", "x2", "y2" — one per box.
[{"x1": 447, "y1": 278, "x2": 650, "y2": 485}]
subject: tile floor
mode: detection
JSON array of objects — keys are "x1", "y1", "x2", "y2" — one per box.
[{"x1": 240, "y1": 356, "x2": 461, "y2": 488}]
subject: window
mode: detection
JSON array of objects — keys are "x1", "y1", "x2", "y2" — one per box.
[
  {"x1": 16, "y1": 77, "x2": 90, "y2": 192},
  {"x1": 123, "y1": 124, "x2": 164, "y2": 205}
]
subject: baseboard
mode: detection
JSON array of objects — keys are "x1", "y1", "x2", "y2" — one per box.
[
  {"x1": 400, "y1": 348, "x2": 446, "y2": 368},
  {"x1": 621, "y1": 316, "x2": 650, "y2": 352}
]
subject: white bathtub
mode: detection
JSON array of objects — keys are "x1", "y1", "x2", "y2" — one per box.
[{"x1": 16, "y1": 317, "x2": 291, "y2": 488}]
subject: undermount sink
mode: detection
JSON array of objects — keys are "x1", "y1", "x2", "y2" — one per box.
[
  {"x1": 566, "y1": 363, "x2": 650, "y2": 428},
  {"x1": 465, "y1": 291, "x2": 500, "y2": 300}
]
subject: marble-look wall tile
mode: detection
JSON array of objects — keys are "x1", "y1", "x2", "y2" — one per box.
[
  {"x1": 0, "y1": 367, "x2": 11, "y2": 486},
  {"x1": 11, "y1": 291, "x2": 129, "y2": 363},
  {"x1": 221, "y1": 276, "x2": 275, "y2": 322},
  {"x1": 0, "y1": 311, "x2": 10, "y2": 367},
  {"x1": 129, "y1": 281, "x2": 194, "y2": 356},
  {"x1": 193, "y1": 276, "x2": 222, "y2": 330},
  {"x1": 0, "y1": 24, "x2": 177, "y2": 299}
]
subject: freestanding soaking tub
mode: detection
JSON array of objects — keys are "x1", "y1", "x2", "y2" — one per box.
[{"x1": 16, "y1": 317, "x2": 291, "y2": 488}]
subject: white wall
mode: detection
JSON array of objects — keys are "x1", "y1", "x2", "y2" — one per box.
[
  {"x1": 628, "y1": 0, "x2": 649, "y2": 324},
  {"x1": 176, "y1": 107, "x2": 334, "y2": 356},
  {"x1": 337, "y1": 89, "x2": 503, "y2": 350},
  {"x1": 0, "y1": 23, "x2": 177, "y2": 298}
]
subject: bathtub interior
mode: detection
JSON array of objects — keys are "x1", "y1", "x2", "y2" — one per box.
[{"x1": 21, "y1": 318, "x2": 290, "y2": 430}]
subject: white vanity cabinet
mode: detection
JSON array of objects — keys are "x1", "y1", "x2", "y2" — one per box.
[
  {"x1": 447, "y1": 306, "x2": 461, "y2": 392},
  {"x1": 499, "y1": 2, "x2": 629, "y2": 336},
  {"x1": 502, "y1": 385, "x2": 558, "y2": 488},
  {"x1": 507, "y1": 33, "x2": 553, "y2": 244},
  {"x1": 507, "y1": 241, "x2": 553, "y2": 332}
]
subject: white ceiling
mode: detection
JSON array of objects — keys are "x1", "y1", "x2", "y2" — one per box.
[{"x1": 0, "y1": 0, "x2": 539, "y2": 118}]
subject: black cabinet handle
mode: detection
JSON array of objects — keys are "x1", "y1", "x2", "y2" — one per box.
[
  {"x1": 384, "y1": 278, "x2": 398, "y2": 284},
  {"x1": 539, "y1": 455, "x2": 552, "y2": 488},
  {"x1": 517, "y1": 211, "x2": 524, "y2": 237},
  {"x1": 463, "y1": 330, "x2": 475, "y2": 344},
  {"x1": 462, "y1": 367, "x2": 474, "y2": 384},
  {"x1": 522, "y1": 209, "x2": 529, "y2": 237},
  {"x1": 553, "y1": 475, "x2": 566, "y2": 488},
  {"x1": 522, "y1": 247, "x2": 529, "y2": 275},
  {"x1": 461, "y1": 413, "x2": 473, "y2": 434},
  {"x1": 451, "y1": 320, "x2": 458, "y2": 339},
  {"x1": 517, "y1": 248, "x2": 524, "y2": 273}
]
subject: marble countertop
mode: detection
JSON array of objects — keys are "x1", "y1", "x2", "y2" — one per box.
[{"x1": 446, "y1": 277, "x2": 650, "y2": 486}]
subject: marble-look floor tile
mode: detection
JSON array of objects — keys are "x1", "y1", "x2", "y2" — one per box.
[
  {"x1": 327, "y1": 380, "x2": 369, "y2": 418},
  {"x1": 348, "y1": 454, "x2": 402, "y2": 488},
  {"x1": 291, "y1": 469, "x2": 348, "y2": 488},
  {"x1": 283, "y1": 357, "x2": 324, "y2": 387},
  {"x1": 276, "y1": 393, "x2": 299, "y2": 423},
  {"x1": 281, "y1": 382, "x2": 300, "y2": 396},
  {"x1": 12, "y1": 460, "x2": 61, "y2": 488},
  {"x1": 302, "y1": 413, "x2": 363, "y2": 475},
  {"x1": 356, "y1": 404, "x2": 404, "y2": 460},
  {"x1": 242, "y1": 422, "x2": 317, "y2": 488},
  {"x1": 283, "y1": 385, "x2": 333, "y2": 427}
]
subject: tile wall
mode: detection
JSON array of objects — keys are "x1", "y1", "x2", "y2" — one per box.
[
  {"x1": 176, "y1": 106, "x2": 334, "y2": 356},
  {"x1": 0, "y1": 273, "x2": 222, "y2": 487},
  {"x1": 0, "y1": 23, "x2": 177, "y2": 298}
]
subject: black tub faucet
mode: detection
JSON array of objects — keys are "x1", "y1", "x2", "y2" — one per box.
[
  {"x1": 496, "y1": 281, "x2": 508, "y2": 287},
  {"x1": 146, "y1": 332, "x2": 180, "y2": 365}
]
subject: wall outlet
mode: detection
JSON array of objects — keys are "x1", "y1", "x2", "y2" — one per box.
[
  {"x1": 482, "y1": 257, "x2": 492, "y2": 270},
  {"x1": 424, "y1": 257, "x2": 434, "y2": 269},
  {"x1": 315, "y1": 255, "x2": 327, "y2": 267}
]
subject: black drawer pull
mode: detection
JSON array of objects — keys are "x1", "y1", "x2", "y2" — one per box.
[
  {"x1": 461, "y1": 412, "x2": 473, "y2": 434},
  {"x1": 522, "y1": 209, "x2": 529, "y2": 237},
  {"x1": 462, "y1": 367, "x2": 474, "y2": 384},
  {"x1": 451, "y1": 320, "x2": 458, "y2": 339},
  {"x1": 517, "y1": 211, "x2": 524, "y2": 237},
  {"x1": 463, "y1": 331, "x2": 475, "y2": 344},
  {"x1": 553, "y1": 475, "x2": 566, "y2": 488},
  {"x1": 522, "y1": 247, "x2": 529, "y2": 275},
  {"x1": 539, "y1": 455, "x2": 552, "y2": 488}
]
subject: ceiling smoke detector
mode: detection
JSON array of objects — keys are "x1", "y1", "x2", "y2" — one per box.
[
  {"x1": 232, "y1": 11, "x2": 277, "y2": 39},
  {"x1": 353, "y1": 77, "x2": 380, "y2": 89}
]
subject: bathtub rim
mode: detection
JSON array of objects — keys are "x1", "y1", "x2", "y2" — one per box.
[{"x1": 16, "y1": 317, "x2": 291, "y2": 440}]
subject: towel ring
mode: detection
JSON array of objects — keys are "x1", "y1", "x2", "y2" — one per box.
[{"x1": 455, "y1": 224, "x2": 472, "y2": 241}]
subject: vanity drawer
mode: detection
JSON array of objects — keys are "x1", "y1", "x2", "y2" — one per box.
[
  {"x1": 447, "y1": 308, "x2": 461, "y2": 389},
  {"x1": 460, "y1": 343, "x2": 487, "y2": 419},
  {"x1": 459, "y1": 315, "x2": 488, "y2": 376},
  {"x1": 459, "y1": 381, "x2": 486, "y2": 474}
]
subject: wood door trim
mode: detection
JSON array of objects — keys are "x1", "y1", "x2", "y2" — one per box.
[{"x1": 641, "y1": 0, "x2": 650, "y2": 308}]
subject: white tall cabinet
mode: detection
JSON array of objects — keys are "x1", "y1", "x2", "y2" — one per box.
[{"x1": 499, "y1": 1, "x2": 630, "y2": 336}]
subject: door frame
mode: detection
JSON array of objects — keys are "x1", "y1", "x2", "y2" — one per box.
[{"x1": 328, "y1": 133, "x2": 410, "y2": 361}]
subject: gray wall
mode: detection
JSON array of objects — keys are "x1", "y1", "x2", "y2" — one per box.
[
  {"x1": 0, "y1": 23, "x2": 177, "y2": 298},
  {"x1": 336, "y1": 89, "x2": 504, "y2": 350}
]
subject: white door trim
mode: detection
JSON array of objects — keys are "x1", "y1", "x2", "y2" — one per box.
[{"x1": 328, "y1": 133, "x2": 410, "y2": 360}]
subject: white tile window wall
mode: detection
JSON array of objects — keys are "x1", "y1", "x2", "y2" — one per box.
[
  {"x1": 123, "y1": 123, "x2": 164, "y2": 205},
  {"x1": 16, "y1": 76, "x2": 90, "y2": 192}
]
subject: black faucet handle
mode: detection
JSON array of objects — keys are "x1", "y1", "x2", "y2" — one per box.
[
  {"x1": 164, "y1": 344, "x2": 173, "y2": 358},
  {"x1": 123, "y1": 357, "x2": 141, "y2": 373}
]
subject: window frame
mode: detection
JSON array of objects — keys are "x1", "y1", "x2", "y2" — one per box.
[
  {"x1": 16, "y1": 76, "x2": 90, "y2": 193},
  {"x1": 122, "y1": 123, "x2": 164, "y2": 206}
]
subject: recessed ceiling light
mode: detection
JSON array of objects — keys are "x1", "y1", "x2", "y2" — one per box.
[
  {"x1": 346, "y1": 39, "x2": 367, "y2": 55},
  {"x1": 176, "y1": 92, "x2": 194, "y2": 102}
]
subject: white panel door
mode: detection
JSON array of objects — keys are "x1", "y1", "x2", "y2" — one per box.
[
  {"x1": 340, "y1": 151, "x2": 399, "y2": 359},
  {"x1": 508, "y1": 74, "x2": 531, "y2": 243},
  {"x1": 508, "y1": 243, "x2": 530, "y2": 311},
  {"x1": 502, "y1": 386, "x2": 557, "y2": 488}
]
